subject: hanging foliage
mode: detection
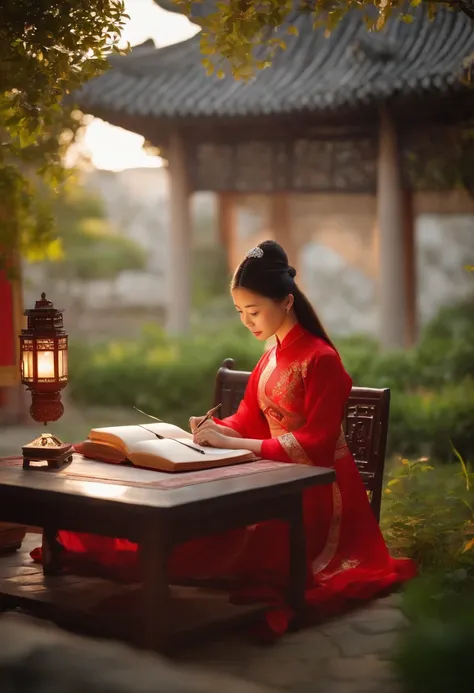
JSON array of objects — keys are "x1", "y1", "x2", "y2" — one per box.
[{"x1": 0, "y1": 0, "x2": 129, "y2": 269}]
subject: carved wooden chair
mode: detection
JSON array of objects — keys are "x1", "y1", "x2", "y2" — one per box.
[{"x1": 214, "y1": 358, "x2": 390, "y2": 523}]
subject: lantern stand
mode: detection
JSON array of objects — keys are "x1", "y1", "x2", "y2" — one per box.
[{"x1": 19, "y1": 293, "x2": 73, "y2": 470}]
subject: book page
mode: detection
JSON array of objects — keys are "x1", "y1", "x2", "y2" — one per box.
[
  {"x1": 149, "y1": 422, "x2": 193, "y2": 440},
  {"x1": 173, "y1": 439, "x2": 248, "y2": 456},
  {"x1": 128, "y1": 438, "x2": 254, "y2": 471},
  {"x1": 89, "y1": 422, "x2": 192, "y2": 455}
]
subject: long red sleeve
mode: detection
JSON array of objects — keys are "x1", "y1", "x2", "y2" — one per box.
[{"x1": 261, "y1": 352, "x2": 352, "y2": 466}]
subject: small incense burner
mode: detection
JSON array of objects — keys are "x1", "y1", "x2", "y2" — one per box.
[{"x1": 22, "y1": 433, "x2": 73, "y2": 470}]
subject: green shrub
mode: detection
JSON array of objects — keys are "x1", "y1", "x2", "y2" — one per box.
[
  {"x1": 413, "y1": 299, "x2": 474, "y2": 388},
  {"x1": 338, "y1": 298, "x2": 474, "y2": 392},
  {"x1": 394, "y1": 580, "x2": 474, "y2": 693},
  {"x1": 421, "y1": 299, "x2": 474, "y2": 344},
  {"x1": 384, "y1": 429, "x2": 474, "y2": 692},
  {"x1": 337, "y1": 334, "x2": 379, "y2": 386},
  {"x1": 386, "y1": 452, "x2": 474, "y2": 693},
  {"x1": 381, "y1": 456, "x2": 474, "y2": 571},
  {"x1": 389, "y1": 381, "x2": 474, "y2": 460}
]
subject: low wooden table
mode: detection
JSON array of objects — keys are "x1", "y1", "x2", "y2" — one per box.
[{"x1": 0, "y1": 454, "x2": 335, "y2": 650}]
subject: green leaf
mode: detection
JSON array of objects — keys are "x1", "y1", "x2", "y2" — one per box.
[
  {"x1": 387, "y1": 478, "x2": 401, "y2": 487},
  {"x1": 451, "y1": 442, "x2": 471, "y2": 491}
]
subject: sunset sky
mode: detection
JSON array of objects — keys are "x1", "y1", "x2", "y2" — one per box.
[{"x1": 77, "y1": 0, "x2": 197, "y2": 171}]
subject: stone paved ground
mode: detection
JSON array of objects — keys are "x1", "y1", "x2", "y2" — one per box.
[
  {"x1": 175, "y1": 593, "x2": 407, "y2": 693},
  {"x1": 1, "y1": 594, "x2": 407, "y2": 693}
]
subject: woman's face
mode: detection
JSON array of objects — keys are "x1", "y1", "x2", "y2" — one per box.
[{"x1": 232, "y1": 287, "x2": 287, "y2": 341}]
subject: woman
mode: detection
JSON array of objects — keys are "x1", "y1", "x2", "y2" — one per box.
[{"x1": 34, "y1": 241, "x2": 415, "y2": 636}]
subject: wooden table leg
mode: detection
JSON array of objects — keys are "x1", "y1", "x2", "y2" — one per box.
[
  {"x1": 139, "y1": 523, "x2": 170, "y2": 652},
  {"x1": 288, "y1": 493, "x2": 306, "y2": 629},
  {"x1": 42, "y1": 526, "x2": 63, "y2": 576}
]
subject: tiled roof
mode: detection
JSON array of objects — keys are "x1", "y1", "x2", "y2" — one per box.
[{"x1": 76, "y1": 5, "x2": 474, "y2": 121}]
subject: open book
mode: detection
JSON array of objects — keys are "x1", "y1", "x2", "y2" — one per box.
[{"x1": 80, "y1": 421, "x2": 255, "y2": 472}]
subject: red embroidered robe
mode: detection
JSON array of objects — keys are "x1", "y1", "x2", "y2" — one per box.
[{"x1": 32, "y1": 324, "x2": 415, "y2": 633}]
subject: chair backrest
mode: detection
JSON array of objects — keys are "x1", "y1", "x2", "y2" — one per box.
[
  {"x1": 343, "y1": 387, "x2": 390, "y2": 523},
  {"x1": 214, "y1": 358, "x2": 390, "y2": 523},
  {"x1": 214, "y1": 358, "x2": 252, "y2": 420}
]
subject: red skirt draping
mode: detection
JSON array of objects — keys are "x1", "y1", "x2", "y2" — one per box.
[{"x1": 30, "y1": 450, "x2": 416, "y2": 638}]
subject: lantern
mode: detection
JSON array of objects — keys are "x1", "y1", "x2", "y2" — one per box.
[{"x1": 19, "y1": 293, "x2": 68, "y2": 425}]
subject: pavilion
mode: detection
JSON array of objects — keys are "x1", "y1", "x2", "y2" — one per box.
[{"x1": 65, "y1": 4, "x2": 474, "y2": 346}]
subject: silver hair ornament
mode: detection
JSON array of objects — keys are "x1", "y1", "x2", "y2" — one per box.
[{"x1": 246, "y1": 247, "x2": 264, "y2": 259}]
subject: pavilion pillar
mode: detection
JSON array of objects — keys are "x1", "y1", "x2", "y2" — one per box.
[
  {"x1": 217, "y1": 192, "x2": 237, "y2": 272},
  {"x1": 269, "y1": 193, "x2": 298, "y2": 271},
  {"x1": 167, "y1": 131, "x2": 192, "y2": 335},
  {"x1": 376, "y1": 105, "x2": 407, "y2": 350},
  {"x1": 403, "y1": 189, "x2": 418, "y2": 346}
]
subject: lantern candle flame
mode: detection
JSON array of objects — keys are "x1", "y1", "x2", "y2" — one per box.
[{"x1": 37, "y1": 351, "x2": 55, "y2": 379}]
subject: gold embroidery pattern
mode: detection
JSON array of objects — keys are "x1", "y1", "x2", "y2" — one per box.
[
  {"x1": 258, "y1": 351, "x2": 301, "y2": 434},
  {"x1": 258, "y1": 352, "x2": 308, "y2": 435},
  {"x1": 266, "y1": 416, "x2": 291, "y2": 438},
  {"x1": 323, "y1": 559, "x2": 361, "y2": 580},
  {"x1": 334, "y1": 428, "x2": 350, "y2": 461},
  {"x1": 312, "y1": 482, "x2": 342, "y2": 576},
  {"x1": 278, "y1": 433, "x2": 313, "y2": 466},
  {"x1": 340, "y1": 559, "x2": 360, "y2": 571},
  {"x1": 272, "y1": 359, "x2": 309, "y2": 411}
]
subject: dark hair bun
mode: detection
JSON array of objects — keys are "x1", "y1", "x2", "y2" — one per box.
[
  {"x1": 255, "y1": 241, "x2": 296, "y2": 279},
  {"x1": 234, "y1": 239, "x2": 295, "y2": 299},
  {"x1": 257, "y1": 240, "x2": 289, "y2": 264}
]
